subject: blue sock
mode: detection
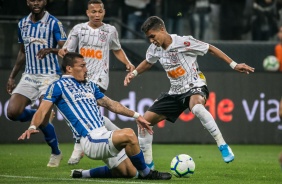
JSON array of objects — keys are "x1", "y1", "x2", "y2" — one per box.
[
  {"x1": 39, "y1": 123, "x2": 60, "y2": 155},
  {"x1": 16, "y1": 109, "x2": 36, "y2": 122},
  {"x1": 129, "y1": 151, "x2": 150, "y2": 177},
  {"x1": 89, "y1": 166, "x2": 112, "y2": 178}
]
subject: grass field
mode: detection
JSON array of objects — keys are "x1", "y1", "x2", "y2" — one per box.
[{"x1": 0, "y1": 144, "x2": 281, "y2": 184}]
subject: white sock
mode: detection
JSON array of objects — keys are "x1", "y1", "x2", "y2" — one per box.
[
  {"x1": 103, "y1": 116, "x2": 120, "y2": 130},
  {"x1": 191, "y1": 104, "x2": 226, "y2": 147},
  {"x1": 82, "y1": 170, "x2": 91, "y2": 178},
  {"x1": 138, "y1": 126, "x2": 153, "y2": 164},
  {"x1": 74, "y1": 142, "x2": 82, "y2": 151}
]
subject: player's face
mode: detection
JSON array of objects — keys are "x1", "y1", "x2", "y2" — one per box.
[
  {"x1": 27, "y1": 0, "x2": 46, "y2": 14},
  {"x1": 86, "y1": 3, "x2": 105, "y2": 28},
  {"x1": 71, "y1": 58, "x2": 88, "y2": 82},
  {"x1": 145, "y1": 27, "x2": 166, "y2": 48}
]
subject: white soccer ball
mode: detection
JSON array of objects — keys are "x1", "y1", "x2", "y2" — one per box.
[
  {"x1": 170, "y1": 154, "x2": 195, "y2": 178},
  {"x1": 263, "y1": 55, "x2": 280, "y2": 72}
]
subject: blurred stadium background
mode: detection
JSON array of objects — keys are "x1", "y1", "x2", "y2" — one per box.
[{"x1": 0, "y1": 0, "x2": 281, "y2": 145}]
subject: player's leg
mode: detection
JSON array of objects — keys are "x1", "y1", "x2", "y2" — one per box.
[
  {"x1": 68, "y1": 116, "x2": 118, "y2": 165},
  {"x1": 6, "y1": 93, "x2": 35, "y2": 122},
  {"x1": 112, "y1": 128, "x2": 171, "y2": 179},
  {"x1": 74, "y1": 127, "x2": 171, "y2": 179},
  {"x1": 40, "y1": 103, "x2": 62, "y2": 167},
  {"x1": 71, "y1": 150, "x2": 137, "y2": 178},
  {"x1": 190, "y1": 94, "x2": 234, "y2": 163},
  {"x1": 138, "y1": 111, "x2": 165, "y2": 170}
]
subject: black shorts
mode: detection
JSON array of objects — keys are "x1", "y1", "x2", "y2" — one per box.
[{"x1": 147, "y1": 86, "x2": 209, "y2": 123}]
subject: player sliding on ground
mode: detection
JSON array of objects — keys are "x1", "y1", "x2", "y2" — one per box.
[{"x1": 18, "y1": 52, "x2": 171, "y2": 180}]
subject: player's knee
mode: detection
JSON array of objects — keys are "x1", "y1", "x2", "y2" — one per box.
[
  {"x1": 6, "y1": 107, "x2": 20, "y2": 121},
  {"x1": 123, "y1": 128, "x2": 138, "y2": 145}
]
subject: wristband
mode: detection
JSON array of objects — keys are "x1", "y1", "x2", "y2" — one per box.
[
  {"x1": 133, "y1": 112, "x2": 140, "y2": 119},
  {"x1": 132, "y1": 70, "x2": 138, "y2": 77},
  {"x1": 28, "y1": 125, "x2": 37, "y2": 130},
  {"x1": 229, "y1": 61, "x2": 237, "y2": 69}
]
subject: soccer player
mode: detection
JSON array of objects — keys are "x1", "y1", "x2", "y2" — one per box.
[
  {"x1": 58, "y1": 0, "x2": 135, "y2": 165},
  {"x1": 6, "y1": 0, "x2": 67, "y2": 167},
  {"x1": 124, "y1": 16, "x2": 255, "y2": 165},
  {"x1": 18, "y1": 52, "x2": 172, "y2": 180}
]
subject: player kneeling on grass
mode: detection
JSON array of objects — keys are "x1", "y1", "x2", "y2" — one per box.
[{"x1": 18, "y1": 52, "x2": 171, "y2": 180}]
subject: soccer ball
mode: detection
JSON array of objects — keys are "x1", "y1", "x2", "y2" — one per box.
[
  {"x1": 170, "y1": 154, "x2": 195, "y2": 178},
  {"x1": 263, "y1": 55, "x2": 280, "y2": 72}
]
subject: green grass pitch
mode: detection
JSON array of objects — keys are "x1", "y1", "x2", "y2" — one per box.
[{"x1": 0, "y1": 144, "x2": 281, "y2": 184}]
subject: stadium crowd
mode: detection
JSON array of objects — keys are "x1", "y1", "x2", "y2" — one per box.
[{"x1": 1, "y1": 0, "x2": 282, "y2": 41}]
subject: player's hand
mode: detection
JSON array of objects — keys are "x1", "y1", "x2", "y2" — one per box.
[
  {"x1": 37, "y1": 48, "x2": 52, "y2": 59},
  {"x1": 6, "y1": 78, "x2": 16, "y2": 94},
  {"x1": 18, "y1": 129, "x2": 40, "y2": 140},
  {"x1": 124, "y1": 72, "x2": 136, "y2": 86},
  {"x1": 234, "y1": 63, "x2": 255, "y2": 74},
  {"x1": 58, "y1": 48, "x2": 68, "y2": 58},
  {"x1": 126, "y1": 63, "x2": 135, "y2": 72},
  {"x1": 135, "y1": 116, "x2": 153, "y2": 135}
]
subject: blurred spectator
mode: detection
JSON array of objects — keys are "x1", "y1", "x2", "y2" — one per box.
[
  {"x1": 162, "y1": 0, "x2": 190, "y2": 35},
  {"x1": 103, "y1": 0, "x2": 123, "y2": 34},
  {"x1": 123, "y1": 0, "x2": 153, "y2": 39},
  {"x1": 67, "y1": 0, "x2": 88, "y2": 15},
  {"x1": 188, "y1": 0, "x2": 212, "y2": 40},
  {"x1": 219, "y1": 0, "x2": 247, "y2": 40},
  {"x1": 46, "y1": 0, "x2": 68, "y2": 15},
  {"x1": 251, "y1": 0, "x2": 279, "y2": 41},
  {"x1": 274, "y1": 26, "x2": 282, "y2": 71}
]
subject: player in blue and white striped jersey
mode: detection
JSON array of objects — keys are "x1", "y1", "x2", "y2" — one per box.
[
  {"x1": 18, "y1": 52, "x2": 172, "y2": 180},
  {"x1": 6, "y1": 0, "x2": 67, "y2": 167}
]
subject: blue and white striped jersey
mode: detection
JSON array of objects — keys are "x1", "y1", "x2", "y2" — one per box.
[
  {"x1": 44, "y1": 75, "x2": 105, "y2": 137},
  {"x1": 18, "y1": 11, "x2": 67, "y2": 75}
]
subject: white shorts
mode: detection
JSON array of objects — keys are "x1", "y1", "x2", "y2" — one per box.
[
  {"x1": 80, "y1": 126, "x2": 128, "y2": 169},
  {"x1": 12, "y1": 73, "x2": 60, "y2": 105}
]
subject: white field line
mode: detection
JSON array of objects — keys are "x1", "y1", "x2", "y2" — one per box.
[{"x1": 0, "y1": 174, "x2": 166, "y2": 184}]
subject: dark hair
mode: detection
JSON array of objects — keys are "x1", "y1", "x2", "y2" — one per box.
[
  {"x1": 88, "y1": 0, "x2": 104, "y2": 7},
  {"x1": 62, "y1": 52, "x2": 84, "y2": 73},
  {"x1": 141, "y1": 16, "x2": 165, "y2": 33}
]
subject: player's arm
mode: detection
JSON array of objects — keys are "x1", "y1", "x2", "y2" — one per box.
[
  {"x1": 112, "y1": 49, "x2": 135, "y2": 72},
  {"x1": 97, "y1": 96, "x2": 153, "y2": 134},
  {"x1": 124, "y1": 59, "x2": 153, "y2": 86},
  {"x1": 208, "y1": 44, "x2": 255, "y2": 74},
  {"x1": 37, "y1": 41, "x2": 66, "y2": 59},
  {"x1": 6, "y1": 44, "x2": 25, "y2": 94},
  {"x1": 18, "y1": 100, "x2": 53, "y2": 140}
]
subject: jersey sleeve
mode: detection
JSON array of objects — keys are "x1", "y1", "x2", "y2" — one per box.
[
  {"x1": 146, "y1": 45, "x2": 159, "y2": 64},
  {"x1": 109, "y1": 26, "x2": 121, "y2": 50},
  {"x1": 53, "y1": 21, "x2": 67, "y2": 42},
  {"x1": 17, "y1": 22, "x2": 23, "y2": 43},
  {"x1": 92, "y1": 83, "x2": 105, "y2": 100},
  {"x1": 63, "y1": 25, "x2": 80, "y2": 52},
  {"x1": 185, "y1": 36, "x2": 209, "y2": 56},
  {"x1": 43, "y1": 82, "x2": 62, "y2": 104}
]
